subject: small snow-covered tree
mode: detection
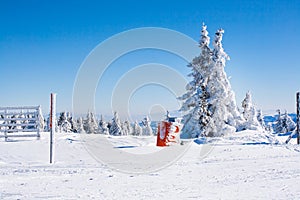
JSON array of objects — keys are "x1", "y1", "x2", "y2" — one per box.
[
  {"x1": 101, "y1": 121, "x2": 109, "y2": 135},
  {"x1": 257, "y1": 109, "x2": 266, "y2": 129},
  {"x1": 58, "y1": 112, "x2": 72, "y2": 132},
  {"x1": 99, "y1": 114, "x2": 104, "y2": 128},
  {"x1": 58, "y1": 112, "x2": 67, "y2": 127},
  {"x1": 90, "y1": 112, "x2": 98, "y2": 133},
  {"x1": 84, "y1": 111, "x2": 98, "y2": 134},
  {"x1": 132, "y1": 121, "x2": 142, "y2": 136},
  {"x1": 83, "y1": 113, "x2": 89, "y2": 133},
  {"x1": 76, "y1": 117, "x2": 85, "y2": 133},
  {"x1": 66, "y1": 112, "x2": 75, "y2": 131},
  {"x1": 109, "y1": 111, "x2": 123, "y2": 136},
  {"x1": 122, "y1": 120, "x2": 132, "y2": 136},
  {"x1": 69, "y1": 116, "x2": 77, "y2": 133},
  {"x1": 273, "y1": 110, "x2": 296, "y2": 133},
  {"x1": 61, "y1": 120, "x2": 72, "y2": 132},
  {"x1": 142, "y1": 116, "x2": 153, "y2": 136},
  {"x1": 241, "y1": 91, "x2": 262, "y2": 130},
  {"x1": 282, "y1": 111, "x2": 296, "y2": 132},
  {"x1": 98, "y1": 115, "x2": 109, "y2": 135}
]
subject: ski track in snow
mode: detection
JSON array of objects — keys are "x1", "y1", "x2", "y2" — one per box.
[{"x1": 0, "y1": 132, "x2": 300, "y2": 199}]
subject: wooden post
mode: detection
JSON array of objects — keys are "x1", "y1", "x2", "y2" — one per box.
[
  {"x1": 297, "y1": 92, "x2": 300, "y2": 145},
  {"x1": 4, "y1": 108, "x2": 8, "y2": 142},
  {"x1": 50, "y1": 93, "x2": 56, "y2": 163},
  {"x1": 36, "y1": 106, "x2": 40, "y2": 139}
]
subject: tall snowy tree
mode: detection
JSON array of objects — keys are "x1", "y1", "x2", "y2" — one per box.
[
  {"x1": 179, "y1": 23, "x2": 212, "y2": 138},
  {"x1": 241, "y1": 91, "x2": 262, "y2": 130},
  {"x1": 179, "y1": 24, "x2": 245, "y2": 138},
  {"x1": 205, "y1": 28, "x2": 245, "y2": 136},
  {"x1": 109, "y1": 111, "x2": 123, "y2": 136}
]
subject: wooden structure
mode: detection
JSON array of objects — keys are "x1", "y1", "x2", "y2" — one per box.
[{"x1": 0, "y1": 106, "x2": 43, "y2": 141}]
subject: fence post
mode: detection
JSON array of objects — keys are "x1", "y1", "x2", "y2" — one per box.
[
  {"x1": 37, "y1": 106, "x2": 41, "y2": 139},
  {"x1": 4, "y1": 108, "x2": 7, "y2": 142},
  {"x1": 297, "y1": 92, "x2": 300, "y2": 145},
  {"x1": 50, "y1": 93, "x2": 56, "y2": 164}
]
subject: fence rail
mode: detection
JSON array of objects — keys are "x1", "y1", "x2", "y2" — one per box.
[{"x1": 0, "y1": 106, "x2": 43, "y2": 141}]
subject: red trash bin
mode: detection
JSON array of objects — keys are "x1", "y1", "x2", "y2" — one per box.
[{"x1": 156, "y1": 121, "x2": 181, "y2": 146}]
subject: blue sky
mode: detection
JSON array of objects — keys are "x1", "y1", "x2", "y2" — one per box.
[{"x1": 0, "y1": 0, "x2": 299, "y2": 120}]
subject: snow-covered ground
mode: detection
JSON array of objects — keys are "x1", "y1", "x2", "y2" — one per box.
[{"x1": 0, "y1": 131, "x2": 300, "y2": 199}]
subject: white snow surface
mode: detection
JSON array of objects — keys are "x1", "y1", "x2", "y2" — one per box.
[{"x1": 0, "y1": 131, "x2": 300, "y2": 199}]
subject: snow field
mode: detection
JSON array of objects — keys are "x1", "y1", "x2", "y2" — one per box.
[{"x1": 0, "y1": 131, "x2": 300, "y2": 199}]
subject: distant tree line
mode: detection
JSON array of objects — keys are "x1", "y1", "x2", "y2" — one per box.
[{"x1": 44, "y1": 111, "x2": 154, "y2": 136}]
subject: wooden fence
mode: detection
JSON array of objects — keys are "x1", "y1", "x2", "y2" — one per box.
[{"x1": 0, "y1": 106, "x2": 43, "y2": 141}]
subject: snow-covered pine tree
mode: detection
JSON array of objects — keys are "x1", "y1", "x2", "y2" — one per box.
[
  {"x1": 63, "y1": 112, "x2": 77, "y2": 133},
  {"x1": 99, "y1": 115, "x2": 109, "y2": 135},
  {"x1": 66, "y1": 112, "x2": 73, "y2": 131},
  {"x1": 132, "y1": 121, "x2": 142, "y2": 136},
  {"x1": 204, "y1": 28, "x2": 245, "y2": 136},
  {"x1": 58, "y1": 112, "x2": 67, "y2": 127},
  {"x1": 58, "y1": 112, "x2": 72, "y2": 132},
  {"x1": 241, "y1": 91, "x2": 262, "y2": 130},
  {"x1": 179, "y1": 24, "x2": 244, "y2": 138},
  {"x1": 83, "y1": 113, "x2": 90, "y2": 133},
  {"x1": 84, "y1": 111, "x2": 98, "y2": 134},
  {"x1": 121, "y1": 123, "x2": 127, "y2": 135},
  {"x1": 76, "y1": 117, "x2": 85, "y2": 133},
  {"x1": 69, "y1": 116, "x2": 77, "y2": 133},
  {"x1": 179, "y1": 23, "x2": 212, "y2": 138},
  {"x1": 273, "y1": 110, "x2": 296, "y2": 133},
  {"x1": 90, "y1": 112, "x2": 98, "y2": 133},
  {"x1": 99, "y1": 114, "x2": 104, "y2": 128},
  {"x1": 126, "y1": 120, "x2": 133, "y2": 135},
  {"x1": 273, "y1": 109, "x2": 282, "y2": 133},
  {"x1": 142, "y1": 116, "x2": 153, "y2": 136},
  {"x1": 122, "y1": 120, "x2": 132, "y2": 136},
  {"x1": 257, "y1": 109, "x2": 266, "y2": 129},
  {"x1": 101, "y1": 121, "x2": 109, "y2": 135},
  {"x1": 282, "y1": 111, "x2": 296, "y2": 132},
  {"x1": 62, "y1": 121, "x2": 72, "y2": 132},
  {"x1": 109, "y1": 111, "x2": 123, "y2": 136}
]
